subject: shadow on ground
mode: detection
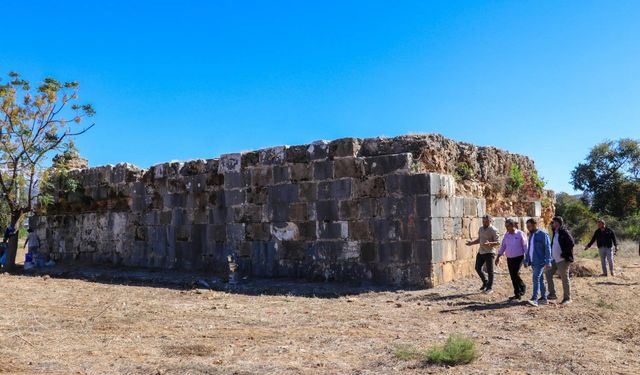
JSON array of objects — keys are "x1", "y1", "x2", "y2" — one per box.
[
  {"x1": 7, "y1": 265, "x2": 420, "y2": 298},
  {"x1": 439, "y1": 300, "x2": 525, "y2": 313}
]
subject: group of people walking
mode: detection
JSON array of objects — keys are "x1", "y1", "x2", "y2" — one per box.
[{"x1": 466, "y1": 215, "x2": 618, "y2": 307}]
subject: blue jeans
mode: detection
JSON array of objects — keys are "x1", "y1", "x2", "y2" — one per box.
[{"x1": 531, "y1": 265, "x2": 547, "y2": 301}]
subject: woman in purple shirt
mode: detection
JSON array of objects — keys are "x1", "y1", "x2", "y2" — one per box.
[{"x1": 495, "y1": 218, "x2": 528, "y2": 300}]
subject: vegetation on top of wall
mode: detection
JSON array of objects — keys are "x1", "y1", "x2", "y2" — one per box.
[
  {"x1": 507, "y1": 164, "x2": 525, "y2": 192},
  {"x1": 454, "y1": 162, "x2": 475, "y2": 181},
  {"x1": 530, "y1": 170, "x2": 546, "y2": 192}
]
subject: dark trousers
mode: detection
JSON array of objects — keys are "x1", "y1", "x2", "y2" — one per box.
[
  {"x1": 507, "y1": 255, "x2": 526, "y2": 297},
  {"x1": 475, "y1": 253, "x2": 495, "y2": 289}
]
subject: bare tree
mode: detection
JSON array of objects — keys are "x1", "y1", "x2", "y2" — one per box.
[{"x1": 0, "y1": 71, "x2": 95, "y2": 270}]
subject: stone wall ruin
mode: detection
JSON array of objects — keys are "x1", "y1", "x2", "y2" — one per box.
[{"x1": 30, "y1": 134, "x2": 554, "y2": 287}]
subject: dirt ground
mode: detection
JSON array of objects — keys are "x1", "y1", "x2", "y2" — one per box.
[{"x1": 1, "y1": 243, "x2": 639, "y2": 375}]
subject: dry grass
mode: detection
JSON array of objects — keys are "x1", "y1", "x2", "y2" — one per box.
[{"x1": 1, "y1": 255, "x2": 640, "y2": 374}]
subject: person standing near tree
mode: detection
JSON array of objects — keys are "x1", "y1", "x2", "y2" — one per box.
[
  {"x1": 495, "y1": 219, "x2": 528, "y2": 300},
  {"x1": 545, "y1": 216, "x2": 575, "y2": 305},
  {"x1": 524, "y1": 218, "x2": 553, "y2": 307},
  {"x1": 584, "y1": 219, "x2": 618, "y2": 277},
  {"x1": 466, "y1": 215, "x2": 500, "y2": 294}
]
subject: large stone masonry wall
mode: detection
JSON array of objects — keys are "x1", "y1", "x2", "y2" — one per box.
[{"x1": 31, "y1": 134, "x2": 549, "y2": 287}]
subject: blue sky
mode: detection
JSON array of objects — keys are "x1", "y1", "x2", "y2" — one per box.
[{"x1": 1, "y1": 1, "x2": 639, "y2": 193}]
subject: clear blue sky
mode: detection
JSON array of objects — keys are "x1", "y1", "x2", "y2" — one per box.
[{"x1": 2, "y1": 1, "x2": 639, "y2": 193}]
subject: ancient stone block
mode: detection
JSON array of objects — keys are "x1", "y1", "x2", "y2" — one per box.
[
  {"x1": 224, "y1": 171, "x2": 245, "y2": 189},
  {"x1": 349, "y1": 221, "x2": 371, "y2": 241},
  {"x1": 429, "y1": 173, "x2": 456, "y2": 197},
  {"x1": 450, "y1": 197, "x2": 465, "y2": 218},
  {"x1": 226, "y1": 223, "x2": 246, "y2": 243},
  {"x1": 268, "y1": 203, "x2": 290, "y2": 222},
  {"x1": 477, "y1": 198, "x2": 487, "y2": 218},
  {"x1": 297, "y1": 221, "x2": 317, "y2": 240},
  {"x1": 363, "y1": 153, "x2": 413, "y2": 175},
  {"x1": 356, "y1": 198, "x2": 375, "y2": 219},
  {"x1": 492, "y1": 217, "x2": 505, "y2": 233},
  {"x1": 285, "y1": 145, "x2": 310, "y2": 163},
  {"x1": 378, "y1": 241, "x2": 413, "y2": 263},
  {"x1": 290, "y1": 163, "x2": 311, "y2": 182},
  {"x1": 452, "y1": 217, "x2": 463, "y2": 238},
  {"x1": 315, "y1": 200, "x2": 339, "y2": 221},
  {"x1": 334, "y1": 157, "x2": 363, "y2": 178},
  {"x1": 268, "y1": 184, "x2": 299, "y2": 204},
  {"x1": 431, "y1": 218, "x2": 445, "y2": 240},
  {"x1": 313, "y1": 160, "x2": 334, "y2": 180},
  {"x1": 251, "y1": 166, "x2": 273, "y2": 187},
  {"x1": 318, "y1": 178, "x2": 352, "y2": 200},
  {"x1": 463, "y1": 197, "x2": 478, "y2": 217},
  {"x1": 273, "y1": 165, "x2": 290, "y2": 184},
  {"x1": 354, "y1": 176, "x2": 386, "y2": 198},
  {"x1": 224, "y1": 189, "x2": 245, "y2": 206},
  {"x1": 218, "y1": 153, "x2": 241, "y2": 173},
  {"x1": 400, "y1": 174, "x2": 430, "y2": 196},
  {"x1": 280, "y1": 240, "x2": 307, "y2": 260},
  {"x1": 240, "y1": 151, "x2": 259, "y2": 168},
  {"x1": 373, "y1": 219, "x2": 401, "y2": 241},
  {"x1": 289, "y1": 202, "x2": 309, "y2": 221},
  {"x1": 338, "y1": 241, "x2": 360, "y2": 260},
  {"x1": 308, "y1": 141, "x2": 329, "y2": 160},
  {"x1": 259, "y1": 146, "x2": 286, "y2": 165},
  {"x1": 328, "y1": 138, "x2": 361, "y2": 158},
  {"x1": 245, "y1": 223, "x2": 270, "y2": 241},
  {"x1": 338, "y1": 200, "x2": 359, "y2": 220},
  {"x1": 360, "y1": 242, "x2": 376, "y2": 262},
  {"x1": 319, "y1": 221, "x2": 348, "y2": 240},
  {"x1": 245, "y1": 186, "x2": 268, "y2": 205},
  {"x1": 298, "y1": 182, "x2": 317, "y2": 202},
  {"x1": 233, "y1": 204, "x2": 263, "y2": 223}
]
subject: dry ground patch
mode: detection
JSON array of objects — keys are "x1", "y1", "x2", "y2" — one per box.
[{"x1": 1, "y1": 250, "x2": 639, "y2": 374}]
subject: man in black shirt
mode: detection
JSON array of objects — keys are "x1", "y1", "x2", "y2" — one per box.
[{"x1": 584, "y1": 219, "x2": 618, "y2": 277}]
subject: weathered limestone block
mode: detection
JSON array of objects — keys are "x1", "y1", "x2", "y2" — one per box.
[
  {"x1": 218, "y1": 153, "x2": 241, "y2": 173},
  {"x1": 429, "y1": 173, "x2": 456, "y2": 197},
  {"x1": 463, "y1": 197, "x2": 478, "y2": 217},
  {"x1": 329, "y1": 138, "x2": 361, "y2": 158},
  {"x1": 259, "y1": 146, "x2": 286, "y2": 165},
  {"x1": 308, "y1": 141, "x2": 329, "y2": 160}
]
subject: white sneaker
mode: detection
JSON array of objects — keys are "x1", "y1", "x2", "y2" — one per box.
[{"x1": 527, "y1": 300, "x2": 539, "y2": 307}]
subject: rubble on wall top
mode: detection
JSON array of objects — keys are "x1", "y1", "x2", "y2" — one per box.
[{"x1": 69, "y1": 133, "x2": 536, "y2": 177}]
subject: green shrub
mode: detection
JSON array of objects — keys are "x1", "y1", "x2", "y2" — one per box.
[
  {"x1": 454, "y1": 162, "x2": 475, "y2": 181},
  {"x1": 531, "y1": 171, "x2": 546, "y2": 191},
  {"x1": 508, "y1": 165, "x2": 525, "y2": 192},
  {"x1": 425, "y1": 335, "x2": 477, "y2": 366}
]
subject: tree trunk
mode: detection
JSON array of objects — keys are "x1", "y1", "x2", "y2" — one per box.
[{"x1": 3, "y1": 213, "x2": 22, "y2": 272}]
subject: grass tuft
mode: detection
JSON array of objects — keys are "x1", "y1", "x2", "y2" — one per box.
[
  {"x1": 425, "y1": 335, "x2": 477, "y2": 366},
  {"x1": 395, "y1": 335, "x2": 477, "y2": 366}
]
